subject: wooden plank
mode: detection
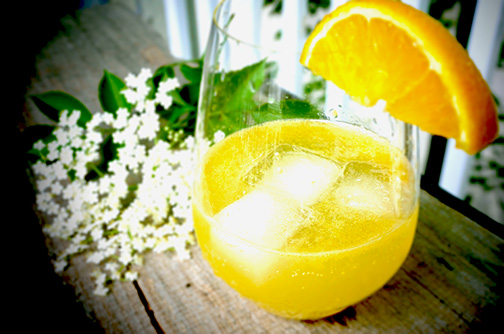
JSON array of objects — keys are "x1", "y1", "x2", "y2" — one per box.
[{"x1": 137, "y1": 191, "x2": 503, "y2": 333}]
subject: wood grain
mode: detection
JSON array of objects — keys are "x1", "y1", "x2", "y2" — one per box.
[{"x1": 23, "y1": 3, "x2": 503, "y2": 333}]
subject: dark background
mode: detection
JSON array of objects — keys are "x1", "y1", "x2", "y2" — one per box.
[{"x1": 10, "y1": 1, "x2": 103, "y2": 332}]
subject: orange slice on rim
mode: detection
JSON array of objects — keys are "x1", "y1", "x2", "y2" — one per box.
[{"x1": 300, "y1": 0, "x2": 499, "y2": 154}]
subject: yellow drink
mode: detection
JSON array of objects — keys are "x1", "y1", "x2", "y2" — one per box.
[{"x1": 193, "y1": 119, "x2": 418, "y2": 320}]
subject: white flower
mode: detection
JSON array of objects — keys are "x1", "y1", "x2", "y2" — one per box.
[
  {"x1": 73, "y1": 162, "x2": 88, "y2": 180},
  {"x1": 32, "y1": 160, "x2": 48, "y2": 174},
  {"x1": 86, "y1": 129, "x2": 103, "y2": 144},
  {"x1": 34, "y1": 140, "x2": 45, "y2": 151},
  {"x1": 45, "y1": 201, "x2": 61, "y2": 216},
  {"x1": 53, "y1": 127, "x2": 70, "y2": 144},
  {"x1": 159, "y1": 77, "x2": 180, "y2": 94},
  {"x1": 104, "y1": 262, "x2": 119, "y2": 274},
  {"x1": 156, "y1": 93, "x2": 173, "y2": 110},
  {"x1": 93, "y1": 284, "x2": 109, "y2": 297},
  {"x1": 46, "y1": 141, "x2": 60, "y2": 161},
  {"x1": 114, "y1": 108, "x2": 129, "y2": 129},
  {"x1": 70, "y1": 136, "x2": 84, "y2": 149},
  {"x1": 53, "y1": 259, "x2": 67, "y2": 273},
  {"x1": 118, "y1": 248, "x2": 133, "y2": 265},
  {"x1": 137, "y1": 113, "x2": 159, "y2": 140},
  {"x1": 87, "y1": 114, "x2": 104, "y2": 130},
  {"x1": 68, "y1": 125, "x2": 84, "y2": 140},
  {"x1": 125, "y1": 68, "x2": 152, "y2": 89},
  {"x1": 124, "y1": 271, "x2": 138, "y2": 282},
  {"x1": 90, "y1": 226, "x2": 103, "y2": 242},
  {"x1": 59, "y1": 110, "x2": 78, "y2": 127},
  {"x1": 36, "y1": 178, "x2": 52, "y2": 193},
  {"x1": 124, "y1": 73, "x2": 138, "y2": 87},
  {"x1": 87, "y1": 251, "x2": 105, "y2": 264},
  {"x1": 138, "y1": 68, "x2": 153, "y2": 83},
  {"x1": 32, "y1": 67, "x2": 197, "y2": 296},
  {"x1": 67, "y1": 110, "x2": 81, "y2": 126},
  {"x1": 102, "y1": 112, "x2": 114, "y2": 125},
  {"x1": 121, "y1": 89, "x2": 139, "y2": 105},
  {"x1": 59, "y1": 146, "x2": 74, "y2": 166},
  {"x1": 51, "y1": 181, "x2": 64, "y2": 195},
  {"x1": 155, "y1": 77, "x2": 180, "y2": 109}
]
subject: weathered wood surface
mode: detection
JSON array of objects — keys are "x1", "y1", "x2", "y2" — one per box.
[{"x1": 23, "y1": 3, "x2": 503, "y2": 333}]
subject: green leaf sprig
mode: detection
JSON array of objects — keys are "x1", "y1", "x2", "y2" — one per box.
[
  {"x1": 204, "y1": 57, "x2": 324, "y2": 138},
  {"x1": 25, "y1": 58, "x2": 204, "y2": 166}
]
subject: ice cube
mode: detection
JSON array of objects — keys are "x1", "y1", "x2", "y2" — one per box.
[
  {"x1": 242, "y1": 144, "x2": 294, "y2": 186},
  {"x1": 245, "y1": 144, "x2": 343, "y2": 205},
  {"x1": 334, "y1": 162, "x2": 396, "y2": 217},
  {"x1": 215, "y1": 188, "x2": 311, "y2": 249},
  {"x1": 213, "y1": 187, "x2": 313, "y2": 285}
]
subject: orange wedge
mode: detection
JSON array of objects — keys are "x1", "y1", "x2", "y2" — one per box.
[{"x1": 300, "y1": 0, "x2": 499, "y2": 154}]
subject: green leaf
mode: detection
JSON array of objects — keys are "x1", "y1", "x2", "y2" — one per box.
[
  {"x1": 84, "y1": 134, "x2": 120, "y2": 181},
  {"x1": 22, "y1": 125, "x2": 57, "y2": 163},
  {"x1": 180, "y1": 82, "x2": 200, "y2": 106},
  {"x1": 153, "y1": 65, "x2": 176, "y2": 83},
  {"x1": 252, "y1": 99, "x2": 322, "y2": 124},
  {"x1": 208, "y1": 59, "x2": 267, "y2": 135},
  {"x1": 180, "y1": 63, "x2": 203, "y2": 83},
  {"x1": 99, "y1": 70, "x2": 130, "y2": 116},
  {"x1": 30, "y1": 91, "x2": 92, "y2": 127}
]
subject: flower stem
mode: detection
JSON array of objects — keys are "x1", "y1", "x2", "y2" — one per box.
[{"x1": 89, "y1": 164, "x2": 105, "y2": 178}]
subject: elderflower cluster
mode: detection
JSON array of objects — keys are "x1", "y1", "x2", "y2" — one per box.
[{"x1": 31, "y1": 68, "x2": 195, "y2": 296}]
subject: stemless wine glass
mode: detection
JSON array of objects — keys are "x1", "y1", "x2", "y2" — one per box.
[{"x1": 193, "y1": 0, "x2": 419, "y2": 320}]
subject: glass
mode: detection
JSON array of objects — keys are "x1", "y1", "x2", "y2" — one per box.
[{"x1": 192, "y1": 0, "x2": 420, "y2": 320}]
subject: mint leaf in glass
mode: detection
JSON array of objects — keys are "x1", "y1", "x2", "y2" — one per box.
[{"x1": 207, "y1": 59, "x2": 267, "y2": 136}]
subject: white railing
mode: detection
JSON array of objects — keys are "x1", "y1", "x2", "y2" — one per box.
[{"x1": 439, "y1": 0, "x2": 504, "y2": 199}]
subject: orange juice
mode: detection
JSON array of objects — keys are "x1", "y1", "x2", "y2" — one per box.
[{"x1": 193, "y1": 119, "x2": 418, "y2": 320}]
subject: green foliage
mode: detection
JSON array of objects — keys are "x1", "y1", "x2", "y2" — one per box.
[
  {"x1": 307, "y1": 0, "x2": 330, "y2": 14},
  {"x1": 30, "y1": 91, "x2": 92, "y2": 127},
  {"x1": 85, "y1": 135, "x2": 120, "y2": 181},
  {"x1": 180, "y1": 63, "x2": 203, "y2": 83},
  {"x1": 26, "y1": 54, "x2": 321, "y2": 167},
  {"x1": 252, "y1": 99, "x2": 322, "y2": 124},
  {"x1": 148, "y1": 64, "x2": 176, "y2": 99},
  {"x1": 206, "y1": 59, "x2": 267, "y2": 136},
  {"x1": 264, "y1": 0, "x2": 330, "y2": 14},
  {"x1": 22, "y1": 125, "x2": 56, "y2": 162},
  {"x1": 206, "y1": 57, "x2": 323, "y2": 137},
  {"x1": 99, "y1": 70, "x2": 131, "y2": 116},
  {"x1": 157, "y1": 59, "x2": 203, "y2": 138},
  {"x1": 26, "y1": 58, "x2": 202, "y2": 179}
]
